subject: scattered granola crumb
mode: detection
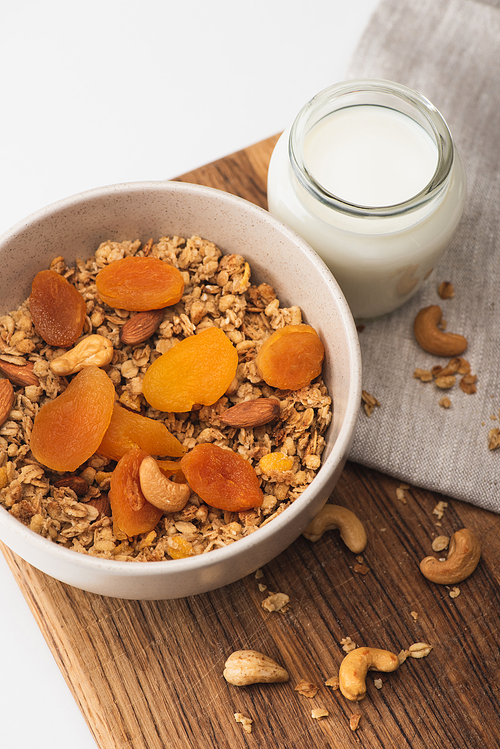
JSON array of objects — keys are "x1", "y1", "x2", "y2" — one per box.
[
  {"x1": 435, "y1": 375, "x2": 456, "y2": 389},
  {"x1": 353, "y1": 562, "x2": 370, "y2": 575},
  {"x1": 488, "y1": 428, "x2": 500, "y2": 450},
  {"x1": 408, "y1": 642, "x2": 433, "y2": 658},
  {"x1": 294, "y1": 681, "x2": 319, "y2": 698},
  {"x1": 261, "y1": 592, "x2": 290, "y2": 613},
  {"x1": 414, "y1": 357, "x2": 475, "y2": 400},
  {"x1": 431, "y1": 535, "x2": 450, "y2": 552},
  {"x1": 438, "y1": 281, "x2": 455, "y2": 299},
  {"x1": 449, "y1": 586, "x2": 461, "y2": 599},
  {"x1": 324, "y1": 676, "x2": 339, "y2": 689},
  {"x1": 490, "y1": 414, "x2": 498, "y2": 420},
  {"x1": 460, "y1": 374, "x2": 477, "y2": 394},
  {"x1": 410, "y1": 610, "x2": 419, "y2": 621},
  {"x1": 457, "y1": 357, "x2": 471, "y2": 375},
  {"x1": 258, "y1": 583, "x2": 267, "y2": 592},
  {"x1": 398, "y1": 649, "x2": 409, "y2": 665},
  {"x1": 414, "y1": 368, "x2": 433, "y2": 382},
  {"x1": 255, "y1": 568, "x2": 264, "y2": 579},
  {"x1": 356, "y1": 555, "x2": 364, "y2": 564},
  {"x1": 432, "y1": 501, "x2": 448, "y2": 520},
  {"x1": 373, "y1": 678, "x2": 383, "y2": 690},
  {"x1": 234, "y1": 713, "x2": 253, "y2": 734},
  {"x1": 350, "y1": 713, "x2": 362, "y2": 731},
  {"x1": 340, "y1": 637, "x2": 357, "y2": 653},
  {"x1": 311, "y1": 708, "x2": 329, "y2": 720},
  {"x1": 396, "y1": 483, "x2": 409, "y2": 504},
  {"x1": 361, "y1": 390, "x2": 380, "y2": 417},
  {"x1": 380, "y1": 527, "x2": 387, "y2": 532}
]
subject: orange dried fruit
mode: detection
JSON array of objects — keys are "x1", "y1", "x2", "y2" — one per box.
[
  {"x1": 29, "y1": 269, "x2": 86, "y2": 346},
  {"x1": 166, "y1": 536, "x2": 195, "y2": 559},
  {"x1": 97, "y1": 403, "x2": 185, "y2": 462},
  {"x1": 30, "y1": 365, "x2": 115, "y2": 471},
  {"x1": 259, "y1": 452, "x2": 294, "y2": 474},
  {"x1": 256, "y1": 324, "x2": 324, "y2": 390},
  {"x1": 95, "y1": 256, "x2": 184, "y2": 311},
  {"x1": 142, "y1": 326, "x2": 238, "y2": 412},
  {"x1": 156, "y1": 459, "x2": 185, "y2": 479},
  {"x1": 180, "y1": 443, "x2": 263, "y2": 512},
  {"x1": 109, "y1": 448, "x2": 163, "y2": 536}
]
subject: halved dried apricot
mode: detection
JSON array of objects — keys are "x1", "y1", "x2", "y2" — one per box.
[
  {"x1": 109, "y1": 448, "x2": 163, "y2": 536},
  {"x1": 256, "y1": 324, "x2": 324, "y2": 390},
  {"x1": 29, "y1": 270, "x2": 86, "y2": 346},
  {"x1": 98, "y1": 403, "x2": 185, "y2": 462},
  {"x1": 142, "y1": 326, "x2": 238, "y2": 412},
  {"x1": 30, "y1": 365, "x2": 115, "y2": 471},
  {"x1": 95, "y1": 256, "x2": 184, "y2": 311},
  {"x1": 180, "y1": 443, "x2": 263, "y2": 512},
  {"x1": 156, "y1": 459, "x2": 185, "y2": 479}
]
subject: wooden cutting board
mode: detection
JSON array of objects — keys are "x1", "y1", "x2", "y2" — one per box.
[{"x1": 2, "y1": 135, "x2": 500, "y2": 749}]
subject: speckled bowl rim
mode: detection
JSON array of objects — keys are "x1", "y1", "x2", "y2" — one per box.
[{"x1": 0, "y1": 181, "x2": 362, "y2": 583}]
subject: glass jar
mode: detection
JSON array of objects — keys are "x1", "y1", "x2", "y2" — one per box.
[{"x1": 267, "y1": 80, "x2": 466, "y2": 319}]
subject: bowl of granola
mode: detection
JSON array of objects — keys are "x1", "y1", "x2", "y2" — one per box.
[{"x1": 0, "y1": 181, "x2": 361, "y2": 599}]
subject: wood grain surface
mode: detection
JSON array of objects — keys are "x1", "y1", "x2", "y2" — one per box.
[{"x1": 2, "y1": 135, "x2": 500, "y2": 749}]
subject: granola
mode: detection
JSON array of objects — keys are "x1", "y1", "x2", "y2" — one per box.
[{"x1": 0, "y1": 236, "x2": 332, "y2": 561}]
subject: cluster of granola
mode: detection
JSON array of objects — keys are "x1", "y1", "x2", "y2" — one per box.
[{"x1": 0, "y1": 236, "x2": 332, "y2": 561}]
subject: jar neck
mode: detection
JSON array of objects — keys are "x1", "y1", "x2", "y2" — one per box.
[{"x1": 288, "y1": 79, "x2": 455, "y2": 218}]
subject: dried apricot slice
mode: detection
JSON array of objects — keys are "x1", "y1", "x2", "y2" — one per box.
[
  {"x1": 29, "y1": 270, "x2": 86, "y2": 346},
  {"x1": 95, "y1": 256, "x2": 184, "y2": 311},
  {"x1": 256, "y1": 324, "x2": 324, "y2": 390},
  {"x1": 180, "y1": 443, "x2": 263, "y2": 512},
  {"x1": 30, "y1": 365, "x2": 115, "y2": 471},
  {"x1": 156, "y1": 459, "x2": 184, "y2": 479},
  {"x1": 97, "y1": 403, "x2": 185, "y2": 462},
  {"x1": 109, "y1": 448, "x2": 163, "y2": 536},
  {"x1": 142, "y1": 327, "x2": 238, "y2": 412}
]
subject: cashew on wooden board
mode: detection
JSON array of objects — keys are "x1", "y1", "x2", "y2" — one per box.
[
  {"x1": 420, "y1": 528, "x2": 481, "y2": 584},
  {"x1": 339, "y1": 647, "x2": 400, "y2": 702},
  {"x1": 302, "y1": 503, "x2": 367, "y2": 553},
  {"x1": 413, "y1": 305, "x2": 468, "y2": 356},
  {"x1": 223, "y1": 650, "x2": 289, "y2": 686}
]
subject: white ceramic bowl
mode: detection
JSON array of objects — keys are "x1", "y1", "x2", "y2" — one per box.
[{"x1": 0, "y1": 181, "x2": 361, "y2": 599}]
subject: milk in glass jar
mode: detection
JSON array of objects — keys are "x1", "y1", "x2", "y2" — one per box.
[{"x1": 267, "y1": 80, "x2": 466, "y2": 319}]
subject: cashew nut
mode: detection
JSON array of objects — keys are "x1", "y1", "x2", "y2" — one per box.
[
  {"x1": 223, "y1": 650, "x2": 289, "y2": 686},
  {"x1": 339, "y1": 647, "x2": 400, "y2": 702},
  {"x1": 302, "y1": 503, "x2": 367, "y2": 553},
  {"x1": 50, "y1": 334, "x2": 114, "y2": 375},
  {"x1": 419, "y1": 528, "x2": 481, "y2": 584},
  {"x1": 139, "y1": 455, "x2": 190, "y2": 513},
  {"x1": 413, "y1": 305, "x2": 467, "y2": 356}
]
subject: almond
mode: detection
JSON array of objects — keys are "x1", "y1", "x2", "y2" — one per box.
[
  {"x1": 0, "y1": 379, "x2": 15, "y2": 426},
  {"x1": 0, "y1": 359, "x2": 40, "y2": 387},
  {"x1": 120, "y1": 309, "x2": 164, "y2": 345},
  {"x1": 88, "y1": 493, "x2": 112, "y2": 518},
  {"x1": 53, "y1": 475, "x2": 89, "y2": 497},
  {"x1": 220, "y1": 398, "x2": 280, "y2": 428}
]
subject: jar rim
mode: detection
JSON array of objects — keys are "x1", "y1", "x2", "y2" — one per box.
[{"x1": 288, "y1": 79, "x2": 455, "y2": 217}]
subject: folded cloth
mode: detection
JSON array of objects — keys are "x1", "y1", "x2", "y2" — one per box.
[{"x1": 345, "y1": 0, "x2": 500, "y2": 513}]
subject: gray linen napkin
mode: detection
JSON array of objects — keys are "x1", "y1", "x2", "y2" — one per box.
[{"x1": 345, "y1": 0, "x2": 500, "y2": 513}]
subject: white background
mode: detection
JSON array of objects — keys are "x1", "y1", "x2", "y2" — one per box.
[{"x1": 0, "y1": 2, "x2": 379, "y2": 747}]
